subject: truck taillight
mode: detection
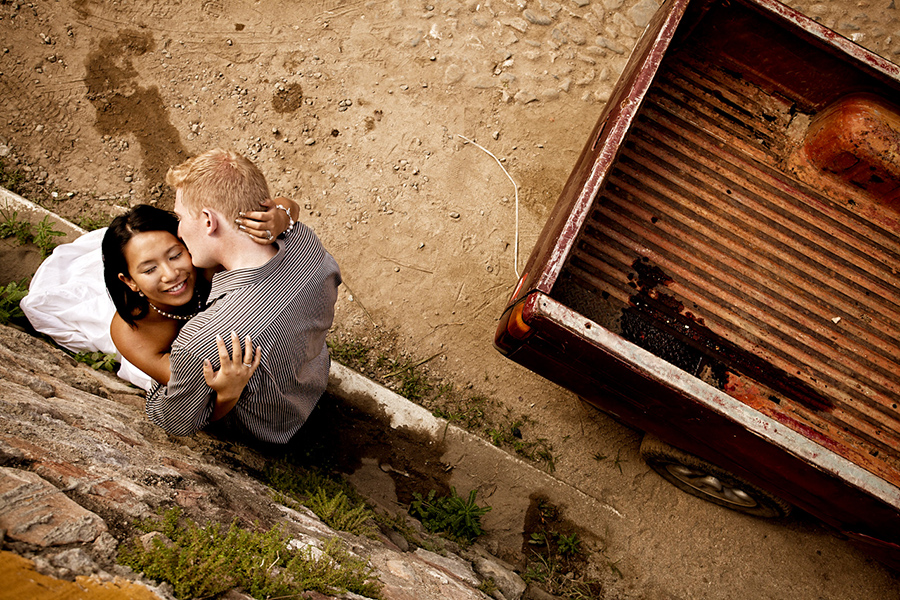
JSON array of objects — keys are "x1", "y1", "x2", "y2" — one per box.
[
  {"x1": 507, "y1": 301, "x2": 532, "y2": 340},
  {"x1": 494, "y1": 294, "x2": 535, "y2": 355}
]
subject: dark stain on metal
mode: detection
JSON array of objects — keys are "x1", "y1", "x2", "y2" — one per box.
[{"x1": 623, "y1": 259, "x2": 833, "y2": 412}]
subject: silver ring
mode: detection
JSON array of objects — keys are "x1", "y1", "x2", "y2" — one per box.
[
  {"x1": 266, "y1": 230, "x2": 273, "y2": 240},
  {"x1": 242, "y1": 362, "x2": 252, "y2": 368}
]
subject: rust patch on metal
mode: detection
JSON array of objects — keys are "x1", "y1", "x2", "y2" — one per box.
[{"x1": 623, "y1": 258, "x2": 833, "y2": 412}]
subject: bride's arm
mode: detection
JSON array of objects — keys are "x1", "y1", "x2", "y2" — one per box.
[
  {"x1": 234, "y1": 197, "x2": 300, "y2": 244},
  {"x1": 110, "y1": 313, "x2": 174, "y2": 385}
]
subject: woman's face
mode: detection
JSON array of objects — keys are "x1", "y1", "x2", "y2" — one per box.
[{"x1": 118, "y1": 230, "x2": 197, "y2": 310}]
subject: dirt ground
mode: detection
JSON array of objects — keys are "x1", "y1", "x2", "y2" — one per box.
[{"x1": 2, "y1": 0, "x2": 900, "y2": 598}]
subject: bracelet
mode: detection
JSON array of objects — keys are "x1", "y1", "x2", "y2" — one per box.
[{"x1": 275, "y1": 203, "x2": 295, "y2": 233}]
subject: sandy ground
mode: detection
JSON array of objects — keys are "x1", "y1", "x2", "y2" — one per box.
[{"x1": 2, "y1": 0, "x2": 900, "y2": 598}]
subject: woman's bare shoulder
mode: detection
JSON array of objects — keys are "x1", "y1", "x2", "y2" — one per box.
[{"x1": 110, "y1": 312, "x2": 177, "y2": 355}]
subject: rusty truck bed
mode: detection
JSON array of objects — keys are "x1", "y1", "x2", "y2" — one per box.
[{"x1": 549, "y1": 4, "x2": 900, "y2": 487}]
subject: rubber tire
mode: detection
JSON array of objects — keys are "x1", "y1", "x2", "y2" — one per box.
[{"x1": 640, "y1": 434, "x2": 792, "y2": 519}]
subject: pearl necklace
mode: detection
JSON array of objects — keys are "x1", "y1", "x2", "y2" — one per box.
[{"x1": 147, "y1": 300, "x2": 201, "y2": 321}]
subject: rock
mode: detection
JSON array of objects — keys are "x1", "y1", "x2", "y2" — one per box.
[
  {"x1": 542, "y1": 89, "x2": 560, "y2": 101},
  {"x1": 445, "y1": 64, "x2": 465, "y2": 84},
  {"x1": 499, "y1": 16, "x2": 529, "y2": 33},
  {"x1": 413, "y1": 548, "x2": 480, "y2": 587},
  {"x1": 0, "y1": 467, "x2": 107, "y2": 546},
  {"x1": 92, "y1": 531, "x2": 119, "y2": 561},
  {"x1": 26, "y1": 376, "x2": 54, "y2": 397},
  {"x1": 596, "y1": 36, "x2": 628, "y2": 55},
  {"x1": 523, "y1": 10, "x2": 552, "y2": 26},
  {"x1": 371, "y1": 545, "x2": 488, "y2": 600},
  {"x1": 139, "y1": 531, "x2": 174, "y2": 551},
  {"x1": 572, "y1": 0, "x2": 590, "y2": 6},
  {"x1": 524, "y1": 583, "x2": 559, "y2": 600},
  {"x1": 386, "y1": 529, "x2": 410, "y2": 552},
  {"x1": 305, "y1": 138, "x2": 316, "y2": 145},
  {"x1": 471, "y1": 554, "x2": 526, "y2": 600},
  {"x1": 514, "y1": 90, "x2": 539, "y2": 104},
  {"x1": 628, "y1": 0, "x2": 660, "y2": 28},
  {"x1": 50, "y1": 547, "x2": 97, "y2": 575},
  {"x1": 450, "y1": 211, "x2": 460, "y2": 219}
]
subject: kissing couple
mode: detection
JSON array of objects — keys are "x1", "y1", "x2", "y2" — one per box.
[{"x1": 23, "y1": 149, "x2": 341, "y2": 449}]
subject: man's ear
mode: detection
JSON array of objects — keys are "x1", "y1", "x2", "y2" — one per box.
[
  {"x1": 118, "y1": 272, "x2": 140, "y2": 292},
  {"x1": 202, "y1": 208, "x2": 218, "y2": 235}
]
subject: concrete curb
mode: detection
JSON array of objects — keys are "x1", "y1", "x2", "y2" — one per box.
[
  {"x1": 327, "y1": 360, "x2": 625, "y2": 558},
  {"x1": 1, "y1": 187, "x2": 86, "y2": 244}
]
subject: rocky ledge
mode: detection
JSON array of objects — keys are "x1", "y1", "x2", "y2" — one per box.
[{"x1": 0, "y1": 323, "x2": 530, "y2": 600}]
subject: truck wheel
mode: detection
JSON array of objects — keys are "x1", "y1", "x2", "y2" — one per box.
[{"x1": 640, "y1": 434, "x2": 792, "y2": 518}]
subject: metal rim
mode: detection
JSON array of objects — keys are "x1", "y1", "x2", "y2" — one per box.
[{"x1": 664, "y1": 463, "x2": 758, "y2": 509}]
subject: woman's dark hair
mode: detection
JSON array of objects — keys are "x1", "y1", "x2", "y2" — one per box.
[{"x1": 102, "y1": 205, "x2": 200, "y2": 327}]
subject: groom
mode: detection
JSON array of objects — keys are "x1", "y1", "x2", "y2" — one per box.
[{"x1": 145, "y1": 148, "x2": 341, "y2": 445}]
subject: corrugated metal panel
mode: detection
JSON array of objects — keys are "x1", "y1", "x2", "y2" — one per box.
[{"x1": 556, "y1": 49, "x2": 900, "y2": 480}]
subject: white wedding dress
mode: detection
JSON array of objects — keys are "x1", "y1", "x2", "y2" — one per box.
[{"x1": 19, "y1": 228, "x2": 154, "y2": 391}]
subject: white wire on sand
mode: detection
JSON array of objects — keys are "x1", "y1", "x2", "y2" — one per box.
[{"x1": 456, "y1": 134, "x2": 520, "y2": 280}]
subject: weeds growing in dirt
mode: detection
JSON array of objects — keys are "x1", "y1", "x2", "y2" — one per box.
[
  {"x1": 0, "y1": 208, "x2": 66, "y2": 257},
  {"x1": 409, "y1": 487, "x2": 491, "y2": 544},
  {"x1": 0, "y1": 159, "x2": 26, "y2": 194},
  {"x1": 431, "y1": 392, "x2": 488, "y2": 429},
  {"x1": 76, "y1": 214, "x2": 112, "y2": 231},
  {"x1": 0, "y1": 280, "x2": 28, "y2": 325},
  {"x1": 119, "y1": 507, "x2": 381, "y2": 600},
  {"x1": 0, "y1": 208, "x2": 32, "y2": 245},
  {"x1": 488, "y1": 415, "x2": 556, "y2": 472},
  {"x1": 32, "y1": 217, "x2": 66, "y2": 256},
  {"x1": 521, "y1": 498, "x2": 606, "y2": 599},
  {"x1": 328, "y1": 338, "x2": 372, "y2": 369},
  {"x1": 522, "y1": 551, "x2": 601, "y2": 600}
]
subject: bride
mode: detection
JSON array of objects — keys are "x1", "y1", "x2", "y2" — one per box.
[{"x1": 21, "y1": 199, "x2": 298, "y2": 416}]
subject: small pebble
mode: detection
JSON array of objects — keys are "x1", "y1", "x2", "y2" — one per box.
[
  {"x1": 304, "y1": 138, "x2": 315, "y2": 145},
  {"x1": 449, "y1": 211, "x2": 460, "y2": 219}
]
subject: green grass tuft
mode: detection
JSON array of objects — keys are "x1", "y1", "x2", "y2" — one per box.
[
  {"x1": 119, "y1": 507, "x2": 381, "y2": 600},
  {"x1": 327, "y1": 338, "x2": 372, "y2": 370},
  {"x1": 0, "y1": 280, "x2": 28, "y2": 325},
  {"x1": 0, "y1": 208, "x2": 66, "y2": 258},
  {"x1": 265, "y1": 462, "x2": 378, "y2": 538},
  {"x1": 409, "y1": 487, "x2": 490, "y2": 544}
]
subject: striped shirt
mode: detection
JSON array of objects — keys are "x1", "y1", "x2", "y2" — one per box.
[{"x1": 145, "y1": 223, "x2": 341, "y2": 443}]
